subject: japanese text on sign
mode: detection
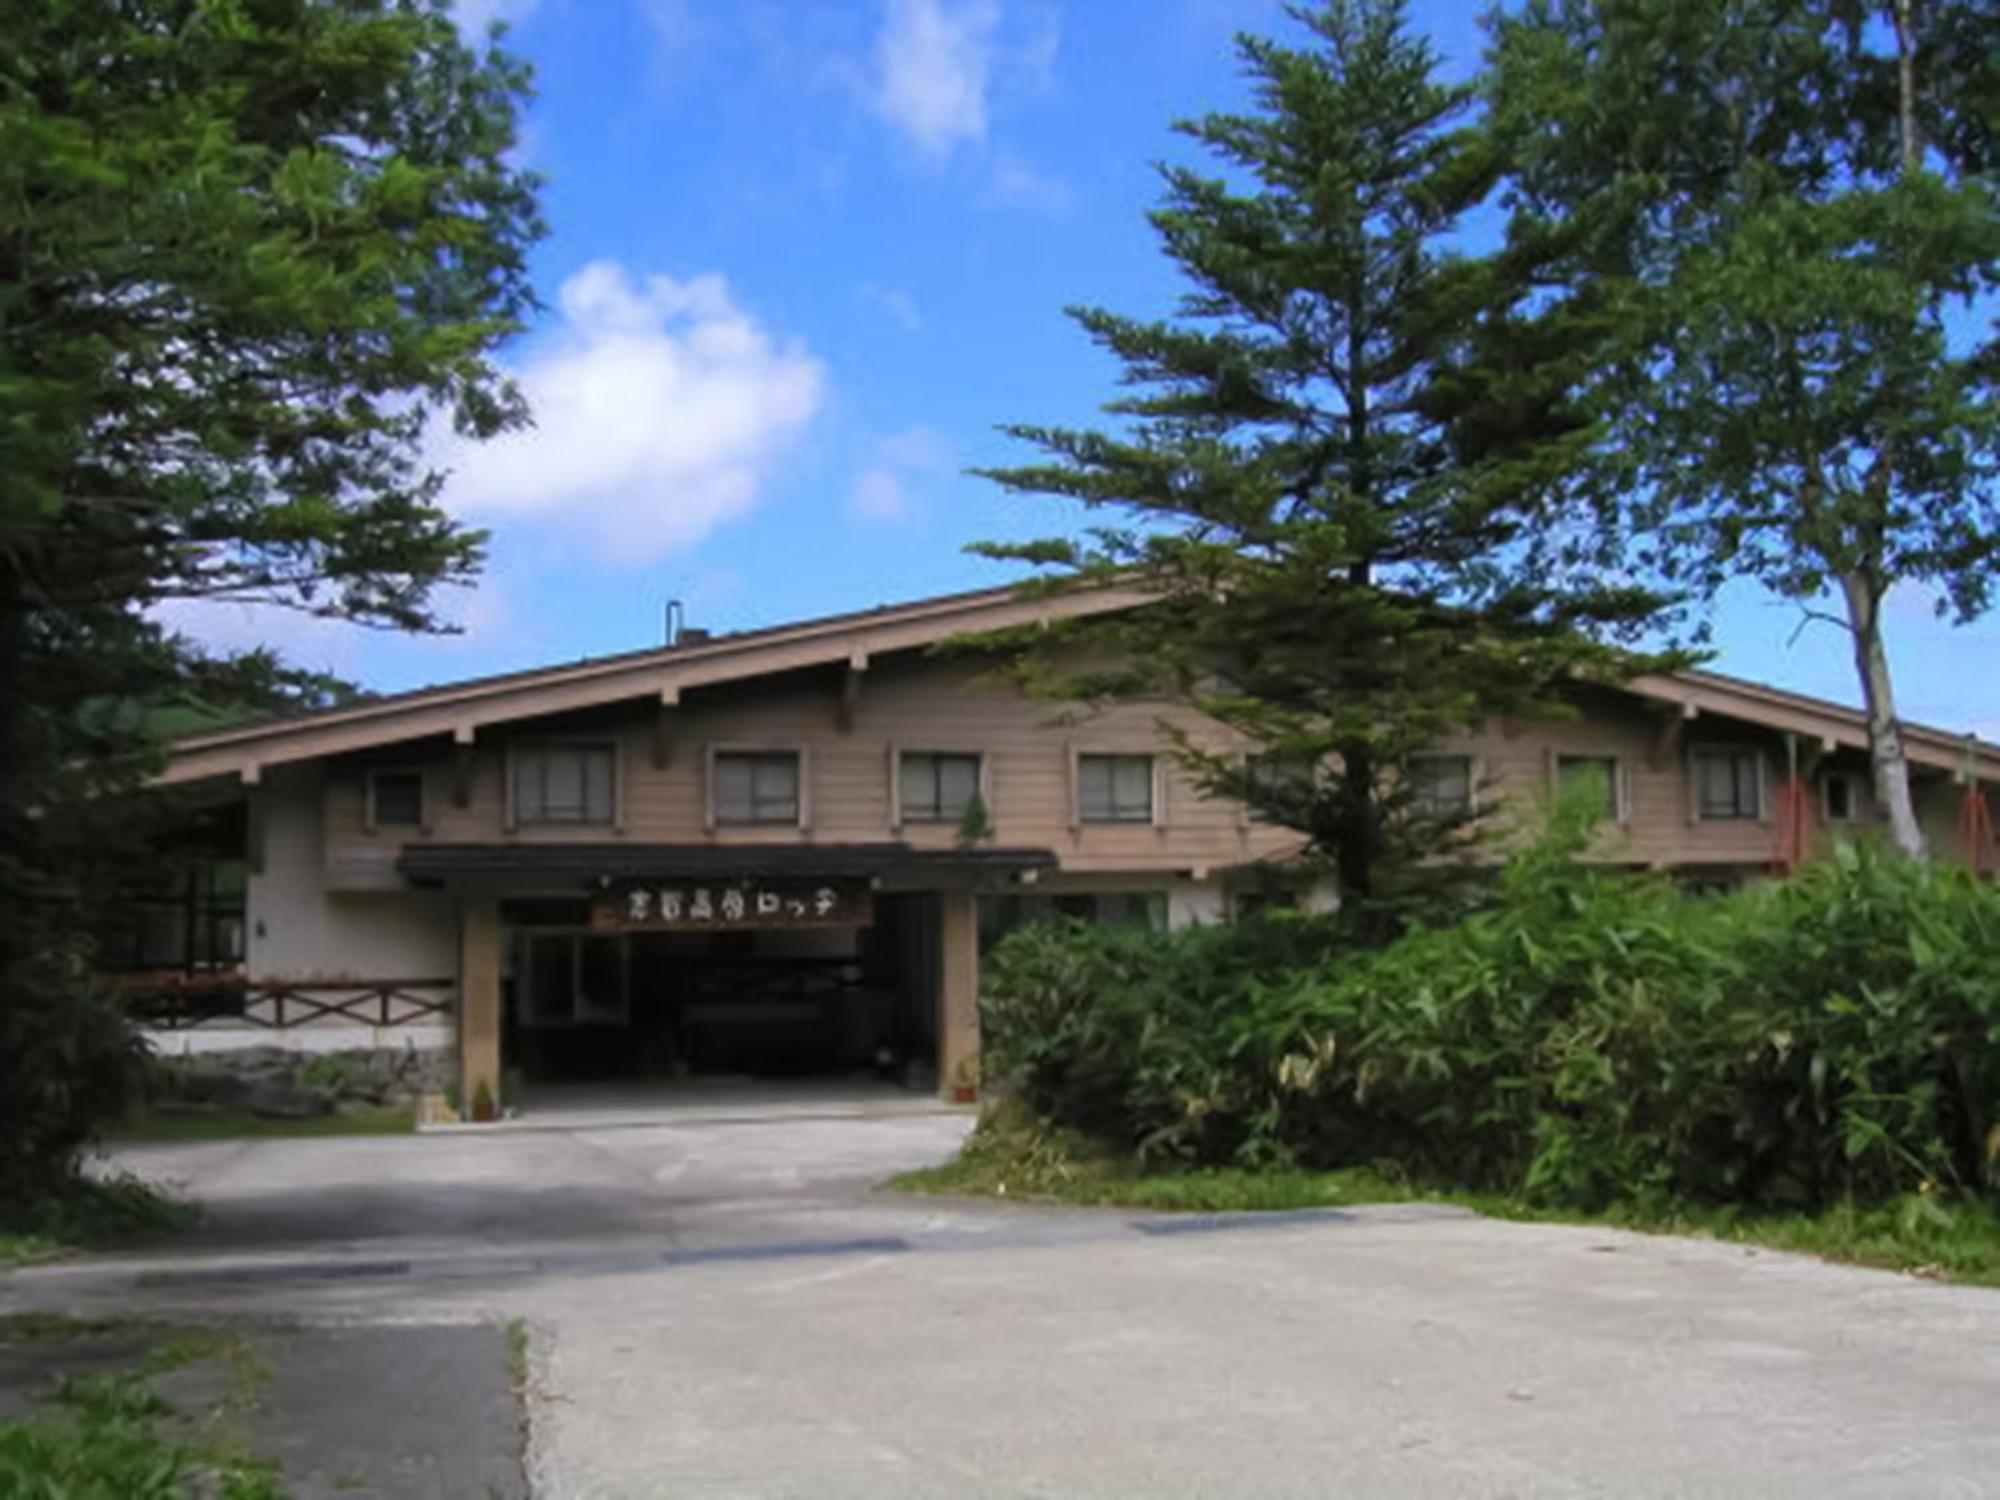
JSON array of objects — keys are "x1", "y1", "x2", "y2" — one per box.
[{"x1": 589, "y1": 879, "x2": 872, "y2": 932}]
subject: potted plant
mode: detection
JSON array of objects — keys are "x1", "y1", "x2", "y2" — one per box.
[
  {"x1": 955, "y1": 792, "x2": 993, "y2": 847},
  {"x1": 470, "y1": 1076, "x2": 498, "y2": 1124},
  {"x1": 949, "y1": 1056, "x2": 979, "y2": 1106}
]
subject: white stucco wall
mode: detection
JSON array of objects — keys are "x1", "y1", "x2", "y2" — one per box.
[{"x1": 248, "y1": 762, "x2": 458, "y2": 983}]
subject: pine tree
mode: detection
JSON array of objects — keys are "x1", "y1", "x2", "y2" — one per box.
[{"x1": 977, "y1": 0, "x2": 1668, "y2": 933}]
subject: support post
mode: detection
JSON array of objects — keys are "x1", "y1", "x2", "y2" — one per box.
[
  {"x1": 936, "y1": 889, "x2": 980, "y2": 1101},
  {"x1": 458, "y1": 897, "x2": 503, "y2": 1117}
]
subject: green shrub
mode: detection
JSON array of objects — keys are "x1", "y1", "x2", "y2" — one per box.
[
  {"x1": 982, "y1": 908, "x2": 1348, "y2": 1162},
  {"x1": 979, "y1": 814, "x2": 2000, "y2": 1214},
  {"x1": 297, "y1": 1054, "x2": 351, "y2": 1090}
]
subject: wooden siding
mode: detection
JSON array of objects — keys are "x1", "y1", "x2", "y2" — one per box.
[{"x1": 319, "y1": 652, "x2": 1990, "y2": 889}]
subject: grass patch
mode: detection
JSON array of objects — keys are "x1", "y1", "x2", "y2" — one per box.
[
  {"x1": 894, "y1": 1105, "x2": 2000, "y2": 1287},
  {"x1": 102, "y1": 1107, "x2": 415, "y2": 1143},
  {"x1": 504, "y1": 1320, "x2": 529, "y2": 1391},
  {"x1": 0, "y1": 1175, "x2": 198, "y2": 1268},
  {"x1": 0, "y1": 1320, "x2": 282, "y2": 1498},
  {"x1": 892, "y1": 1102, "x2": 1421, "y2": 1212}
]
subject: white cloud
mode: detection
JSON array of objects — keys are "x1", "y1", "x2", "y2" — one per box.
[
  {"x1": 153, "y1": 597, "x2": 365, "y2": 678},
  {"x1": 853, "y1": 468, "x2": 912, "y2": 521},
  {"x1": 861, "y1": 282, "x2": 923, "y2": 333},
  {"x1": 870, "y1": 0, "x2": 1001, "y2": 157},
  {"x1": 981, "y1": 150, "x2": 1073, "y2": 212},
  {"x1": 851, "y1": 426, "x2": 953, "y2": 522},
  {"x1": 439, "y1": 260, "x2": 826, "y2": 559}
]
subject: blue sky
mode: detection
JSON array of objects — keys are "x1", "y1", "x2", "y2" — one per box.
[{"x1": 175, "y1": 0, "x2": 1997, "y2": 738}]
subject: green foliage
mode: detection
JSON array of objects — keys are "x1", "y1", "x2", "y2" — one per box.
[
  {"x1": 1486, "y1": 0, "x2": 2000, "y2": 853},
  {"x1": 974, "y1": 0, "x2": 1675, "y2": 929},
  {"x1": 296, "y1": 1054, "x2": 351, "y2": 1091},
  {"x1": 954, "y1": 791, "x2": 994, "y2": 846},
  {"x1": 898, "y1": 1102, "x2": 2000, "y2": 1284},
  {"x1": 980, "y1": 908, "x2": 1352, "y2": 1163},
  {"x1": 895, "y1": 1096, "x2": 1419, "y2": 1211},
  {"x1": 0, "y1": 1173, "x2": 197, "y2": 1266},
  {"x1": 0, "y1": 1346, "x2": 282, "y2": 1500},
  {"x1": 0, "y1": 1, "x2": 540, "y2": 1209},
  {"x1": 981, "y1": 814, "x2": 2000, "y2": 1215}
]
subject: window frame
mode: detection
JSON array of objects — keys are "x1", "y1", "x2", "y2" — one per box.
[
  {"x1": 1074, "y1": 750, "x2": 1161, "y2": 827},
  {"x1": 893, "y1": 748, "x2": 988, "y2": 828},
  {"x1": 1405, "y1": 751, "x2": 1477, "y2": 820},
  {"x1": 364, "y1": 766, "x2": 427, "y2": 834},
  {"x1": 506, "y1": 740, "x2": 620, "y2": 831},
  {"x1": 706, "y1": 744, "x2": 810, "y2": 830},
  {"x1": 1552, "y1": 751, "x2": 1630, "y2": 824},
  {"x1": 1688, "y1": 745, "x2": 1767, "y2": 824},
  {"x1": 1822, "y1": 769, "x2": 1863, "y2": 825},
  {"x1": 1239, "y1": 750, "x2": 1319, "y2": 827}
]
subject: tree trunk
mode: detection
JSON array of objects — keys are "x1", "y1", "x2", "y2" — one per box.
[
  {"x1": 1890, "y1": 0, "x2": 1922, "y2": 173},
  {"x1": 1838, "y1": 570, "x2": 1927, "y2": 857}
]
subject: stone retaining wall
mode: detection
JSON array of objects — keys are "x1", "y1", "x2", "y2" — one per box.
[{"x1": 146, "y1": 1043, "x2": 452, "y2": 1118}]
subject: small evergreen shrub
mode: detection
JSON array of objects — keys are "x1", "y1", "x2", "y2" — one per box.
[{"x1": 979, "y1": 814, "x2": 2000, "y2": 1213}]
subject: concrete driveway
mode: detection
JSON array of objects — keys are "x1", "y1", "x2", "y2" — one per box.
[{"x1": 8, "y1": 1091, "x2": 2000, "y2": 1498}]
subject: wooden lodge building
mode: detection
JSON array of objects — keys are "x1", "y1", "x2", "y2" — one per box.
[{"x1": 134, "y1": 583, "x2": 2000, "y2": 1112}]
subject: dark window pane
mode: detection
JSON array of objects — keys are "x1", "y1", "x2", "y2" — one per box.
[
  {"x1": 901, "y1": 752, "x2": 979, "y2": 822},
  {"x1": 1408, "y1": 755, "x2": 1472, "y2": 817},
  {"x1": 372, "y1": 771, "x2": 424, "y2": 827},
  {"x1": 1557, "y1": 755, "x2": 1619, "y2": 819},
  {"x1": 715, "y1": 752, "x2": 799, "y2": 825},
  {"x1": 584, "y1": 749, "x2": 615, "y2": 823},
  {"x1": 1080, "y1": 754, "x2": 1153, "y2": 822},
  {"x1": 515, "y1": 746, "x2": 615, "y2": 826},
  {"x1": 1696, "y1": 751, "x2": 1758, "y2": 820}
]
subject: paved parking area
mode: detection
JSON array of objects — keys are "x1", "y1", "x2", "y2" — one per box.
[{"x1": 7, "y1": 1093, "x2": 2000, "y2": 1498}]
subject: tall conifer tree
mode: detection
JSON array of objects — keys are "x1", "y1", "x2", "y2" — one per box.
[{"x1": 979, "y1": 0, "x2": 1666, "y2": 930}]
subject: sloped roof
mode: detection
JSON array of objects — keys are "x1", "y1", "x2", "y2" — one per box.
[
  {"x1": 159, "y1": 579, "x2": 2000, "y2": 785},
  {"x1": 159, "y1": 581, "x2": 1146, "y2": 784}
]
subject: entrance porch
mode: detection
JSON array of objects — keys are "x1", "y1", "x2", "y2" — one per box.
[{"x1": 400, "y1": 842, "x2": 1047, "y2": 1113}]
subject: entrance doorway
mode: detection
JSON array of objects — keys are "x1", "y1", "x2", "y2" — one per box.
[{"x1": 499, "y1": 892, "x2": 939, "y2": 1088}]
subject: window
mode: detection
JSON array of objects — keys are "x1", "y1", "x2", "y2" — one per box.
[
  {"x1": 1077, "y1": 753, "x2": 1155, "y2": 824},
  {"x1": 714, "y1": 750, "x2": 801, "y2": 826},
  {"x1": 900, "y1": 752, "x2": 982, "y2": 824},
  {"x1": 107, "y1": 859, "x2": 245, "y2": 973},
  {"x1": 1556, "y1": 754, "x2": 1623, "y2": 821},
  {"x1": 512, "y1": 744, "x2": 615, "y2": 826},
  {"x1": 1407, "y1": 754, "x2": 1474, "y2": 818},
  {"x1": 1244, "y1": 753, "x2": 1315, "y2": 822},
  {"x1": 368, "y1": 769, "x2": 424, "y2": 829},
  {"x1": 1823, "y1": 771, "x2": 1861, "y2": 823},
  {"x1": 520, "y1": 933, "x2": 629, "y2": 1027},
  {"x1": 1693, "y1": 748, "x2": 1763, "y2": 821}
]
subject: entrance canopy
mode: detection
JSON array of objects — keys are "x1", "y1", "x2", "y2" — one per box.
[{"x1": 399, "y1": 841, "x2": 1057, "y2": 896}]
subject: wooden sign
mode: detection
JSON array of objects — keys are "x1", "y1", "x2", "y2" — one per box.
[{"x1": 589, "y1": 878, "x2": 874, "y2": 933}]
